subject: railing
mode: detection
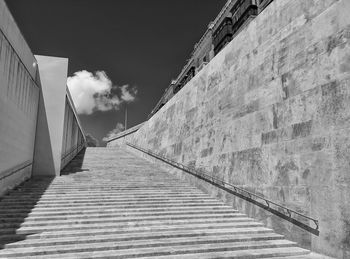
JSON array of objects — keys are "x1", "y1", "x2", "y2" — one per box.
[
  {"x1": 231, "y1": 0, "x2": 258, "y2": 36},
  {"x1": 61, "y1": 142, "x2": 86, "y2": 161},
  {"x1": 126, "y1": 142, "x2": 320, "y2": 236},
  {"x1": 197, "y1": 62, "x2": 209, "y2": 73},
  {"x1": 257, "y1": 0, "x2": 274, "y2": 13},
  {"x1": 213, "y1": 18, "x2": 234, "y2": 54}
]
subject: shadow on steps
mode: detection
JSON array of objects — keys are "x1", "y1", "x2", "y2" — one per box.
[
  {"x1": 0, "y1": 177, "x2": 54, "y2": 249},
  {"x1": 61, "y1": 148, "x2": 88, "y2": 176},
  {"x1": 0, "y1": 148, "x2": 87, "y2": 249}
]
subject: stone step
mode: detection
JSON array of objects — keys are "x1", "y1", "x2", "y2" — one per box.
[
  {"x1": 14, "y1": 186, "x2": 195, "y2": 189},
  {"x1": 0, "y1": 224, "x2": 271, "y2": 237},
  {"x1": 8, "y1": 185, "x2": 198, "y2": 190},
  {"x1": 0, "y1": 199, "x2": 220, "y2": 206},
  {"x1": 268, "y1": 253, "x2": 333, "y2": 259},
  {"x1": 1, "y1": 221, "x2": 260, "y2": 236},
  {"x1": 5, "y1": 189, "x2": 208, "y2": 193},
  {"x1": 18, "y1": 185, "x2": 196, "y2": 191},
  {"x1": 0, "y1": 215, "x2": 252, "y2": 229},
  {"x1": 0, "y1": 204, "x2": 238, "y2": 213},
  {"x1": 3, "y1": 232, "x2": 283, "y2": 249},
  {"x1": 10, "y1": 187, "x2": 198, "y2": 195},
  {"x1": 0, "y1": 213, "x2": 246, "y2": 225},
  {"x1": 0, "y1": 209, "x2": 241, "y2": 222},
  {"x1": 0, "y1": 223, "x2": 272, "y2": 243},
  {"x1": 5, "y1": 191, "x2": 201, "y2": 196},
  {"x1": 0, "y1": 147, "x2": 313, "y2": 258},
  {"x1": 39, "y1": 187, "x2": 192, "y2": 189},
  {"x1": 0, "y1": 202, "x2": 227, "y2": 211},
  {"x1": 0, "y1": 200, "x2": 225, "y2": 209},
  {"x1": 135, "y1": 247, "x2": 310, "y2": 259},
  {"x1": 9, "y1": 185, "x2": 200, "y2": 189},
  {"x1": 0, "y1": 241, "x2": 307, "y2": 258},
  {"x1": 6, "y1": 191, "x2": 205, "y2": 197},
  {"x1": 0, "y1": 204, "x2": 231, "y2": 215},
  {"x1": 1, "y1": 196, "x2": 219, "y2": 203}
]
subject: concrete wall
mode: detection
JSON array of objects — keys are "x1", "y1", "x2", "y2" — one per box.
[
  {"x1": 33, "y1": 55, "x2": 86, "y2": 176},
  {"x1": 32, "y1": 56, "x2": 69, "y2": 177},
  {"x1": 0, "y1": 0, "x2": 37, "y2": 79},
  {"x1": 117, "y1": 0, "x2": 350, "y2": 258},
  {"x1": 60, "y1": 90, "x2": 86, "y2": 169},
  {"x1": 0, "y1": 0, "x2": 40, "y2": 196}
]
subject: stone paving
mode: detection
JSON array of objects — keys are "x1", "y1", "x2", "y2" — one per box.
[{"x1": 0, "y1": 147, "x2": 330, "y2": 258}]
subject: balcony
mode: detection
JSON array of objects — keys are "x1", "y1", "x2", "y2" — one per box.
[
  {"x1": 231, "y1": 0, "x2": 258, "y2": 35},
  {"x1": 213, "y1": 17, "x2": 233, "y2": 55},
  {"x1": 257, "y1": 0, "x2": 274, "y2": 13},
  {"x1": 197, "y1": 61, "x2": 209, "y2": 73},
  {"x1": 174, "y1": 66, "x2": 196, "y2": 94}
]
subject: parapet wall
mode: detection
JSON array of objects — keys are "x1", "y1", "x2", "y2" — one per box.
[
  {"x1": 60, "y1": 90, "x2": 86, "y2": 169},
  {"x1": 107, "y1": 122, "x2": 146, "y2": 148},
  {"x1": 123, "y1": 0, "x2": 350, "y2": 258},
  {"x1": 0, "y1": 0, "x2": 40, "y2": 196},
  {"x1": 0, "y1": 0, "x2": 37, "y2": 79}
]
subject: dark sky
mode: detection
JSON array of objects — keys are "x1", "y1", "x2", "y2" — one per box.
[{"x1": 6, "y1": 0, "x2": 226, "y2": 145}]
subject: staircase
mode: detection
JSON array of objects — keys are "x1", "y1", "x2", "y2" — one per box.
[{"x1": 0, "y1": 147, "x2": 322, "y2": 258}]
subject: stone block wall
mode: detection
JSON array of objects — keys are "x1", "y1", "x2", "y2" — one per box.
[{"x1": 122, "y1": 0, "x2": 350, "y2": 257}]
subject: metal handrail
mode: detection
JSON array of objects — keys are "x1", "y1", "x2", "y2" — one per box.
[
  {"x1": 126, "y1": 142, "x2": 319, "y2": 235},
  {"x1": 61, "y1": 142, "x2": 86, "y2": 160}
]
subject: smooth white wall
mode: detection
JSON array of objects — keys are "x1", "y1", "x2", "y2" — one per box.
[
  {"x1": 0, "y1": 0, "x2": 37, "y2": 79},
  {"x1": 32, "y1": 55, "x2": 68, "y2": 177},
  {"x1": 0, "y1": 0, "x2": 40, "y2": 196}
]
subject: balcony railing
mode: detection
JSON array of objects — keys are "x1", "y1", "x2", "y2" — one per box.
[
  {"x1": 197, "y1": 62, "x2": 209, "y2": 73},
  {"x1": 213, "y1": 17, "x2": 233, "y2": 54},
  {"x1": 173, "y1": 84, "x2": 182, "y2": 95},
  {"x1": 126, "y1": 142, "x2": 320, "y2": 236},
  {"x1": 174, "y1": 66, "x2": 196, "y2": 94},
  {"x1": 231, "y1": 0, "x2": 258, "y2": 35},
  {"x1": 257, "y1": 0, "x2": 274, "y2": 13}
]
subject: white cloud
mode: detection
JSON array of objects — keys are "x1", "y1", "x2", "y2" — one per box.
[
  {"x1": 121, "y1": 85, "x2": 137, "y2": 102},
  {"x1": 102, "y1": 123, "x2": 125, "y2": 142},
  {"x1": 67, "y1": 70, "x2": 137, "y2": 115}
]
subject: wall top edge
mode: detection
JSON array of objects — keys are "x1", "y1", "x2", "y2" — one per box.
[
  {"x1": 106, "y1": 122, "x2": 146, "y2": 143},
  {"x1": 0, "y1": 0, "x2": 37, "y2": 79},
  {"x1": 66, "y1": 86, "x2": 86, "y2": 141}
]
